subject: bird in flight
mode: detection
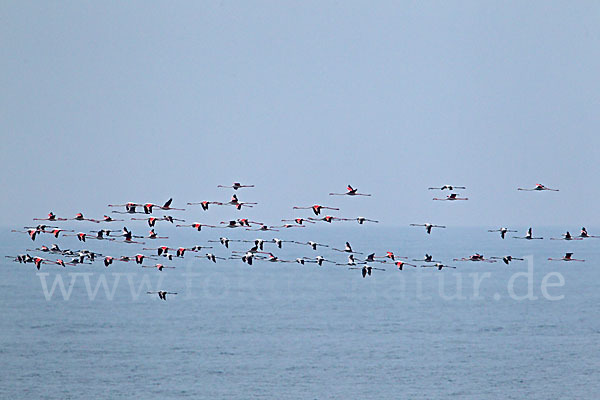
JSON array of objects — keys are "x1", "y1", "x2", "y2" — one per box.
[
  {"x1": 548, "y1": 253, "x2": 585, "y2": 262},
  {"x1": 428, "y1": 185, "x2": 466, "y2": 191},
  {"x1": 217, "y1": 182, "x2": 255, "y2": 190},
  {"x1": 517, "y1": 183, "x2": 559, "y2": 191},
  {"x1": 410, "y1": 223, "x2": 446, "y2": 234},
  {"x1": 433, "y1": 193, "x2": 468, "y2": 201},
  {"x1": 147, "y1": 291, "x2": 177, "y2": 300},
  {"x1": 329, "y1": 185, "x2": 372, "y2": 196},
  {"x1": 488, "y1": 227, "x2": 517, "y2": 239}
]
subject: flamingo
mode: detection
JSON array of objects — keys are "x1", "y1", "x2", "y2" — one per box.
[
  {"x1": 246, "y1": 225, "x2": 279, "y2": 232},
  {"x1": 517, "y1": 183, "x2": 559, "y2": 191},
  {"x1": 70, "y1": 213, "x2": 101, "y2": 223},
  {"x1": 272, "y1": 224, "x2": 305, "y2": 229},
  {"x1": 432, "y1": 193, "x2": 468, "y2": 201},
  {"x1": 355, "y1": 217, "x2": 379, "y2": 224},
  {"x1": 349, "y1": 265, "x2": 385, "y2": 278},
  {"x1": 313, "y1": 256, "x2": 335, "y2": 266},
  {"x1": 117, "y1": 227, "x2": 145, "y2": 244},
  {"x1": 385, "y1": 251, "x2": 408, "y2": 261},
  {"x1": 488, "y1": 227, "x2": 517, "y2": 239},
  {"x1": 147, "y1": 229, "x2": 168, "y2": 239},
  {"x1": 363, "y1": 253, "x2": 386, "y2": 263},
  {"x1": 142, "y1": 263, "x2": 175, "y2": 271},
  {"x1": 186, "y1": 200, "x2": 224, "y2": 210},
  {"x1": 281, "y1": 218, "x2": 315, "y2": 225},
  {"x1": 198, "y1": 253, "x2": 226, "y2": 263},
  {"x1": 131, "y1": 216, "x2": 185, "y2": 227},
  {"x1": 548, "y1": 253, "x2": 585, "y2": 262},
  {"x1": 293, "y1": 205, "x2": 339, "y2": 216},
  {"x1": 34, "y1": 212, "x2": 67, "y2": 221},
  {"x1": 217, "y1": 182, "x2": 255, "y2": 190},
  {"x1": 513, "y1": 227, "x2": 543, "y2": 240},
  {"x1": 550, "y1": 231, "x2": 584, "y2": 241},
  {"x1": 428, "y1": 185, "x2": 466, "y2": 191},
  {"x1": 413, "y1": 254, "x2": 440, "y2": 263},
  {"x1": 226, "y1": 194, "x2": 257, "y2": 209},
  {"x1": 395, "y1": 261, "x2": 417, "y2": 270},
  {"x1": 108, "y1": 202, "x2": 142, "y2": 214},
  {"x1": 102, "y1": 215, "x2": 124, "y2": 222},
  {"x1": 242, "y1": 239, "x2": 266, "y2": 250},
  {"x1": 336, "y1": 254, "x2": 365, "y2": 266},
  {"x1": 176, "y1": 222, "x2": 218, "y2": 231},
  {"x1": 142, "y1": 246, "x2": 171, "y2": 256},
  {"x1": 104, "y1": 256, "x2": 114, "y2": 267},
  {"x1": 329, "y1": 185, "x2": 372, "y2": 196},
  {"x1": 308, "y1": 216, "x2": 346, "y2": 223},
  {"x1": 147, "y1": 291, "x2": 177, "y2": 300},
  {"x1": 208, "y1": 237, "x2": 241, "y2": 248},
  {"x1": 142, "y1": 198, "x2": 185, "y2": 214},
  {"x1": 292, "y1": 241, "x2": 328, "y2": 250},
  {"x1": 579, "y1": 227, "x2": 599, "y2": 238},
  {"x1": 271, "y1": 238, "x2": 295, "y2": 249},
  {"x1": 421, "y1": 263, "x2": 456, "y2": 270},
  {"x1": 490, "y1": 256, "x2": 524, "y2": 265},
  {"x1": 332, "y1": 242, "x2": 362, "y2": 254},
  {"x1": 42, "y1": 228, "x2": 74, "y2": 238},
  {"x1": 410, "y1": 223, "x2": 446, "y2": 234},
  {"x1": 453, "y1": 254, "x2": 497, "y2": 263}
]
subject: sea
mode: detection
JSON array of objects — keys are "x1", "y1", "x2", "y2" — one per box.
[{"x1": 1, "y1": 225, "x2": 599, "y2": 399}]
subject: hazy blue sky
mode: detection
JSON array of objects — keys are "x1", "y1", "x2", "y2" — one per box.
[{"x1": 1, "y1": 1, "x2": 599, "y2": 227}]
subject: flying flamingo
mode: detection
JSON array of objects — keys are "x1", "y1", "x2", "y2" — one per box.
[
  {"x1": 550, "y1": 231, "x2": 584, "y2": 241},
  {"x1": 142, "y1": 198, "x2": 185, "y2": 214},
  {"x1": 198, "y1": 253, "x2": 226, "y2": 263},
  {"x1": 131, "y1": 216, "x2": 185, "y2": 227},
  {"x1": 488, "y1": 227, "x2": 517, "y2": 239},
  {"x1": 147, "y1": 291, "x2": 177, "y2": 300},
  {"x1": 272, "y1": 224, "x2": 305, "y2": 229},
  {"x1": 490, "y1": 256, "x2": 524, "y2": 265},
  {"x1": 176, "y1": 222, "x2": 218, "y2": 231},
  {"x1": 517, "y1": 183, "x2": 559, "y2": 191},
  {"x1": 271, "y1": 238, "x2": 296, "y2": 249},
  {"x1": 217, "y1": 182, "x2": 255, "y2": 190},
  {"x1": 349, "y1": 265, "x2": 385, "y2": 278},
  {"x1": 410, "y1": 223, "x2": 446, "y2": 234},
  {"x1": 332, "y1": 242, "x2": 363, "y2": 254},
  {"x1": 355, "y1": 217, "x2": 379, "y2": 224},
  {"x1": 142, "y1": 246, "x2": 171, "y2": 256},
  {"x1": 421, "y1": 263, "x2": 456, "y2": 270},
  {"x1": 329, "y1": 185, "x2": 372, "y2": 196},
  {"x1": 413, "y1": 254, "x2": 440, "y2": 263},
  {"x1": 453, "y1": 254, "x2": 497, "y2": 263},
  {"x1": 281, "y1": 218, "x2": 315, "y2": 225},
  {"x1": 338, "y1": 255, "x2": 361, "y2": 267},
  {"x1": 513, "y1": 227, "x2": 543, "y2": 240},
  {"x1": 208, "y1": 237, "x2": 241, "y2": 248},
  {"x1": 293, "y1": 205, "x2": 339, "y2": 216},
  {"x1": 142, "y1": 263, "x2": 175, "y2": 271},
  {"x1": 186, "y1": 201, "x2": 224, "y2": 211},
  {"x1": 147, "y1": 229, "x2": 168, "y2": 239},
  {"x1": 433, "y1": 193, "x2": 468, "y2": 201},
  {"x1": 385, "y1": 252, "x2": 408, "y2": 261},
  {"x1": 395, "y1": 261, "x2": 417, "y2": 270},
  {"x1": 71, "y1": 213, "x2": 101, "y2": 223},
  {"x1": 225, "y1": 194, "x2": 257, "y2": 210},
  {"x1": 102, "y1": 215, "x2": 124, "y2": 222},
  {"x1": 246, "y1": 225, "x2": 279, "y2": 232},
  {"x1": 579, "y1": 227, "x2": 599, "y2": 238},
  {"x1": 292, "y1": 241, "x2": 329, "y2": 250},
  {"x1": 42, "y1": 228, "x2": 74, "y2": 238},
  {"x1": 548, "y1": 253, "x2": 585, "y2": 262},
  {"x1": 34, "y1": 212, "x2": 67, "y2": 221},
  {"x1": 428, "y1": 185, "x2": 466, "y2": 191},
  {"x1": 308, "y1": 216, "x2": 346, "y2": 223}
]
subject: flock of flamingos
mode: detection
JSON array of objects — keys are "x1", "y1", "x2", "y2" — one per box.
[{"x1": 8, "y1": 182, "x2": 596, "y2": 300}]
